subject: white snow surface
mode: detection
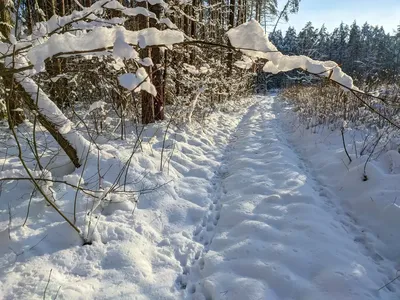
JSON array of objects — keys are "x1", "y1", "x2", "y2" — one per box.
[
  {"x1": 0, "y1": 169, "x2": 52, "y2": 181},
  {"x1": 1, "y1": 96, "x2": 399, "y2": 300}
]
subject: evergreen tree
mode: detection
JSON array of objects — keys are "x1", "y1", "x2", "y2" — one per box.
[
  {"x1": 282, "y1": 26, "x2": 298, "y2": 55},
  {"x1": 297, "y1": 22, "x2": 318, "y2": 57},
  {"x1": 269, "y1": 29, "x2": 284, "y2": 50},
  {"x1": 346, "y1": 21, "x2": 362, "y2": 76},
  {"x1": 316, "y1": 24, "x2": 330, "y2": 60}
]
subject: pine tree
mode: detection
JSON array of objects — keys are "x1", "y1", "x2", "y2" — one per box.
[
  {"x1": 316, "y1": 25, "x2": 330, "y2": 60},
  {"x1": 282, "y1": 26, "x2": 298, "y2": 55},
  {"x1": 269, "y1": 30, "x2": 284, "y2": 50},
  {"x1": 346, "y1": 21, "x2": 362, "y2": 77},
  {"x1": 297, "y1": 22, "x2": 318, "y2": 57}
]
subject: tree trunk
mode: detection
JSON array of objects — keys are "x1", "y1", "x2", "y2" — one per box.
[
  {"x1": 153, "y1": 47, "x2": 165, "y2": 121},
  {"x1": 0, "y1": 0, "x2": 25, "y2": 127},
  {"x1": 237, "y1": 0, "x2": 242, "y2": 26},
  {"x1": 150, "y1": 3, "x2": 164, "y2": 121},
  {"x1": 137, "y1": 0, "x2": 165, "y2": 123},
  {"x1": 16, "y1": 75, "x2": 83, "y2": 167},
  {"x1": 227, "y1": 0, "x2": 235, "y2": 76},
  {"x1": 21, "y1": 89, "x2": 81, "y2": 168}
]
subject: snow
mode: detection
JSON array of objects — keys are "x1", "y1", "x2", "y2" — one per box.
[
  {"x1": 27, "y1": 27, "x2": 184, "y2": 71},
  {"x1": 14, "y1": 74, "x2": 73, "y2": 135},
  {"x1": 30, "y1": 0, "x2": 157, "y2": 38},
  {"x1": 226, "y1": 20, "x2": 278, "y2": 56},
  {"x1": 1, "y1": 95, "x2": 399, "y2": 299},
  {"x1": 183, "y1": 64, "x2": 209, "y2": 75},
  {"x1": 87, "y1": 101, "x2": 107, "y2": 114},
  {"x1": 12, "y1": 72, "x2": 92, "y2": 161},
  {"x1": 159, "y1": 18, "x2": 178, "y2": 29},
  {"x1": 113, "y1": 30, "x2": 139, "y2": 60},
  {"x1": 234, "y1": 56, "x2": 254, "y2": 69},
  {"x1": 118, "y1": 67, "x2": 157, "y2": 95},
  {"x1": 136, "y1": 27, "x2": 183, "y2": 49},
  {"x1": 187, "y1": 87, "x2": 205, "y2": 123},
  {"x1": 63, "y1": 174, "x2": 84, "y2": 186},
  {"x1": 122, "y1": 7, "x2": 157, "y2": 18},
  {"x1": 185, "y1": 96, "x2": 400, "y2": 300},
  {"x1": 139, "y1": 57, "x2": 154, "y2": 67},
  {"x1": 0, "y1": 168, "x2": 52, "y2": 181},
  {"x1": 227, "y1": 21, "x2": 356, "y2": 90},
  {"x1": 0, "y1": 97, "x2": 253, "y2": 299},
  {"x1": 263, "y1": 56, "x2": 355, "y2": 90},
  {"x1": 276, "y1": 98, "x2": 400, "y2": 261}
]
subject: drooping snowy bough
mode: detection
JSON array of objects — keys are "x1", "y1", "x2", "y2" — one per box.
[{"x1": 227, "y1": 20, "x2": 357, "y2": 91}]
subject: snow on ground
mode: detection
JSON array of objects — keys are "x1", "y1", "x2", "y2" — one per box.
[
  {"x1": 275, "y1": 98, "x2": 400, "y2": 262},
  {"x1": 1, "y1": 95, "x2": 400, "y2": 300},
  {"x1": 185, "y1": 96, "x2": 400, "y2": 300},
  {"x1": 0, "y1": 98, "x2": 253, "y2": 300}
]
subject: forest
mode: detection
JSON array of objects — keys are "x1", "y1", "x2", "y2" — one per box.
[
  {"x1": 1, "y1": 0, "x2": 400, "y2": 299},
  {"x1": 269, "y1": 21, "x2": 400, "y2": 87}
]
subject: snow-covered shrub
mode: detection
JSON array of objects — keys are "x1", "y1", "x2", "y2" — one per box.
[{"x1": 280, "y1": 83, "x2": 400, "y2": 157}]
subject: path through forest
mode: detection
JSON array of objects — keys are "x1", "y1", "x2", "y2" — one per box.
[{"x1": 181, "y1": 96, "x2": 399, "y2": 300}]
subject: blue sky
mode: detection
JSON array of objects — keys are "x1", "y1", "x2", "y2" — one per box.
[{"x1": 275, "y1": 0, "x2": 400, "y2": 34}]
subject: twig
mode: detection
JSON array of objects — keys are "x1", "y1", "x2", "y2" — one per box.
[
  {"x1": 378, "y1": 271, "x2": 400, "y2": 291},
  {"x1": 53, "y1": 286, "x2": 61, "y2": 300},
  {"x1": 23, "y1": 190, "x2": 35, "y2": 226},
  {"x1": 341, "y1": 127, "x2": 352, "y2": 164},
  {"x1": 74, "y1": 145, "x2": 91, "y2": 224},
  {"x1": 7, "y1": 202, "x2": 12, "y2": 240},
  {"x1": 43, "y1": 269, "x2": 52, "y2": 300}
]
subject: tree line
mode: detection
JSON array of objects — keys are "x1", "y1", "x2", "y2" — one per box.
[{"x1": 269, "y1": 21, "x2": 400, "y2": 87}]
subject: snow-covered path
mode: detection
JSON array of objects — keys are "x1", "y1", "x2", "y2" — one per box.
[
  {"x1": 1, "y1": 96, "x2": 399, "y2": 300},
  {"x1": 184, "y1": 96, "x2": 398, "y2": 300}
]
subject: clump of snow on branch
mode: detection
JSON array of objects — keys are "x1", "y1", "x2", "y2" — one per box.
[
  {"x1": 27, "y1": 26, "x2": 183, "y2": 71},
  {"x1": 183, "y1": 63, "x2": 209, "y2": 75},
  {"x1": 31, "y1": 0, "x2": 160, "y2": 38},
  {"x1": 234, "y1": 56, "x2": 254, "y2": 69},
  {"x1": 227, "y1": 20, "x2": 278, "y2": 56},
  {"x1": 159, "y1": 18, "x2": 178, "y2": 29},
  {"x1": 139, "y1": 57, "x2": 153, "y2": 67},
  {"x1": 118, "y1": 68, "x2": 156, "y2": 96},
  {"x1": 136, "y1": 0, "x2": 168, "y2": 7},
  {"x1": 14, "y1": 74, "x2": 73, "y2": 135},
  {"x1": 113, "y1": 30, "x2": 139, "y2": 60},
  {"x1": 87, "y1": 101, "x2": 107, "y2": 117},
  {"x1": 227, "y1": 20, "x2": 356, "y2": 90}
]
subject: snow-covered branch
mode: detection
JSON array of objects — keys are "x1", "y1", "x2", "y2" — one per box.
[{"x1": 227, "y1": 20, "x2": 356, "y2": 91}]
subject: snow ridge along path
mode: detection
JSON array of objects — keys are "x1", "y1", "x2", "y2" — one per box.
[{"x1": 184, "y1": 96, "x2": 399, "y2": 300}]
